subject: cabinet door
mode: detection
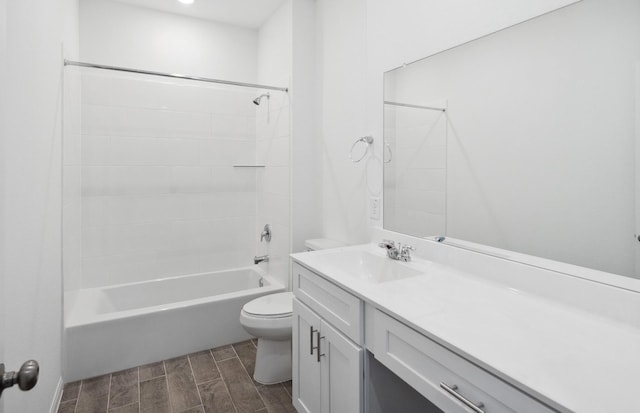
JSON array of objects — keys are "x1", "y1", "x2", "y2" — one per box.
[
  {"x1": 293, "y1": 298, "x2": 322, "y2": 413},
  {"x1": 320, "y1": 319, "x2": 363, "y2": 413}
]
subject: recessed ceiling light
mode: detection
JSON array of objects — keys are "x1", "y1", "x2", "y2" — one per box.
[{"x1": 178, "y1": 0, "x2": 194, "y2": 4}]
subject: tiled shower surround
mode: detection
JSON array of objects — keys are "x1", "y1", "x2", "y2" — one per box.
[
  {"x1": 383, "y1": 95, "x2": 446, "y2": 237},
  {"x1": 57, "y1": 340, "x2": 295, "y2": 413},
  {"x1": 64, "y1": 70, "x2": 291, "y2": 290}
]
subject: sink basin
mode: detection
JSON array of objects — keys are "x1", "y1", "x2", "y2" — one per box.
[{"x1": 311, "y1": 250, "x2": 423, "y2": 283}]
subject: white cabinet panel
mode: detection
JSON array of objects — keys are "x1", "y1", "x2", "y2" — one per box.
[
  {"x1": 293, "y1": 263, "x2": 363, "y2": 344},
  {"x1": 368, "y1": 308, "x2": 555, "y2": 413},
  {"x1": 293, "y1": 298, "x2": 322, "y2": 413},
  {"x1": 320, "y1": 319, "x2": 363, "y2": 413},
  {"x1": 293, "y1": 298, "x2": 364, "y2": 413}
]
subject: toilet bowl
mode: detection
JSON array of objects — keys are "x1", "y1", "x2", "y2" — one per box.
[
  {"x1": 240, "y1": 238, "x2": 345, "y2": 384},
  {"x1": 239, "y1": 291, "x2": 294, "y2": 384}
]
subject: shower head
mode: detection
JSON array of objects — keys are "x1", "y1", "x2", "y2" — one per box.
[{"x1": 253, "y1": 93, "x2": 270, "y2": 105}]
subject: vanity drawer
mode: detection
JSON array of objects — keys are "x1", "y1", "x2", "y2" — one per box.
[
  {"x1": 293, "y1": 262, "x2": 363, "y2": 344},
  {"x1": 368, "y1": 309, "x2": 555, "y2": 413}
]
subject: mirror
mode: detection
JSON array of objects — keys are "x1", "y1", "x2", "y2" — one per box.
[{"x1": 383, "y1": 0, "x2": 640, "y2": 278}]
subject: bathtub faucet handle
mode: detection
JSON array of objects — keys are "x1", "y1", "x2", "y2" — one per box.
[{"x1": 260, "y1": 224, "x2": 271, "y2": 242}]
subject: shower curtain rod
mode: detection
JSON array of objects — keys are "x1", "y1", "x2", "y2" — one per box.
[
  {"x1": 384, "y1": 101, "x2": 446, "y2": 112},
  {"x1": 64, "y1": 60, "x2": 289, "y2": 92}
]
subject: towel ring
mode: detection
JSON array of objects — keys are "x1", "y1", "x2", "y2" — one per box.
[{"x1": 349, "y1": 136, "x2": 373, "y2": 163}]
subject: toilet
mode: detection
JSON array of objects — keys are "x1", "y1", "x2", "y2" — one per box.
[
  {"x1": 240, "y1": 291, "x2": 294, "y2": 384},
  {"x1": 239, "y1": 238, "x2": 345, "y2": 384}
]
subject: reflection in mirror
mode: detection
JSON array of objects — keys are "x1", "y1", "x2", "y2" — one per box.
[
  {"x1": 383, "y1": 98, "x2": 447, "y2": 238},
  {"x1": 383, "y1": 0, "x2": 640, "y2": 278}
]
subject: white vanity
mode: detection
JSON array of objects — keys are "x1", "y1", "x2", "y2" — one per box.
[{"x1": 290, "y1": 234, "x2": 640, "y2": 413}]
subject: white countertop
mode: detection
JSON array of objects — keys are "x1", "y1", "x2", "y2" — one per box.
[{"x1": 291, "y1": 243, "x2": 640, "y2": 413}]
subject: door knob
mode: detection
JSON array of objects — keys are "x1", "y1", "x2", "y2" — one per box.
[{"x1": 0, "y1": 360, "x2": 39, "y2": 397}]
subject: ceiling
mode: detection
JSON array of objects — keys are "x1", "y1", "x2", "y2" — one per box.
[{"x1": 110, "y1": 0, "x2": 287, "y2": 28}]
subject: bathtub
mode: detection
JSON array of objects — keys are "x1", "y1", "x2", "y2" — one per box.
[{"x1": 63, "y1": 266, "x2": 284, "y2": 381}]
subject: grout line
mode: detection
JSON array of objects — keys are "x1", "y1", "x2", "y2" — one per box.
[
  {"x1": 209, "y1": 349, "x2": 239, "y2": 413},
  {"x1": 254, "y1": 388, "x2": 269, "y2": 413},
  {"x1": 137, "y1": 367, "x2": 141, "y2": 413},
  {"x1": 280, "y1": 382, "x2": 292, "y2": 399},
  {"x1": 186, "y1": 354, "x2": 205, "y2": 411},
  {"x1": 73, "y1": 381, "x2": 82, "y2": 413},
  {"x1": 106, "y1": 374, "x2": 113, "y2": 413},
  {"x1": 195, "y1": 377, "x2": 222, "y2": 387},
  {"x1": 138, "y1": 362, "x2": 166, "y2": 384},
  {"x1": 231, "y1": 343, "x2": 269, "y2": 412},
  {"x1": 67, "y1": 399, "x2": 78, "y2": 413},
  {"x1": 232, "y1": 342, "x2": 260, "y2": 386},
  {"x1": 162, "y1": 361, "x2": 173, "y2": 413},
  {"x1": 109, "y1": 401, "x2": 139, "y2": 411},
  {"x1": 212, "y1": 355, "x2": 236, "y2": 362}
]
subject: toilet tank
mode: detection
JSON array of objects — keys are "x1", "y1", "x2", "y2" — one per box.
[{"x1": 304, "y1": 238, "x2": 346, "y2": 251}]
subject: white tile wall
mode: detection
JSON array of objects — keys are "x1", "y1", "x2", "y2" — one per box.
[
  {"x1": 254, "y1": 89, "x2": 291, "y2": 288},
  {"x1": 63, "y1": 69, "x2": 84, "y2": 292},
  {"x1": 76, "y1": 73, "x2": 270, "y2": 288},
  {"x1": 384, "y1": 105, "x2": 447, "y2": 238}
]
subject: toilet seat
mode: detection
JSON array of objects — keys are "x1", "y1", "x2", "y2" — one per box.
[
  {"x1": 242, "y1": 292, "x2": 293, "y2": 318},
  {"x1": 239, "y1": 292, "x2": 293, "y2": 341},
  {"x1": 238, "y1": 291, "x2": 294, "y2": 384}
]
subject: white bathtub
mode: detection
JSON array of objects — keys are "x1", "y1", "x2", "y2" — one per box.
[{"x1": 64, "y1": 266, "x2": 284, "y2": 381}]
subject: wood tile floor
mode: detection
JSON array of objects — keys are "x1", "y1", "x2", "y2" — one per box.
[{"x1": 57, "y1": 340, "x2": 296, "y2": 413}]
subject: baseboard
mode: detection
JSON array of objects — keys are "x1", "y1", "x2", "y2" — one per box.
[{"x1": 49, "y1": 377, "x2": 63, "y2": 413}]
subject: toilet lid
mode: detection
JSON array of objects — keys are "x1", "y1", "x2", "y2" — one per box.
[{"x1": 243, "y1": 292, "x2": 294, "y2": 317}]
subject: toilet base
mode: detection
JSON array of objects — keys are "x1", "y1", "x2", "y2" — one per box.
[{"x1": 253, "y1": 338, "x2": 292, "y2": 385}]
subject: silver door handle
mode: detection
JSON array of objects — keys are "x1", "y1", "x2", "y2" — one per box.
[
  {"x1": 440, "y1": 382, "x2": 485, "y2": 413},
  {"x1": 0, "y1": 360, "x2": 39, "y2": 398}
]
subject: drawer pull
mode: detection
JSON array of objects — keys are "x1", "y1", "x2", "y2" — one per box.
[
  {"x1": 316, "y1": 331, "x2": 325, "y2": 363},
  {"x1": 310, "y1": 326, "x2": 317, "y2": 355},
  {"x1": 440, "y1": 382, "x2": 485, "y2": 413}
]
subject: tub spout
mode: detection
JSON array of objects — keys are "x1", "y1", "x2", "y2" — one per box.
[{"x1": 254, "y1": 255, "x2": 269, "y2": 264}]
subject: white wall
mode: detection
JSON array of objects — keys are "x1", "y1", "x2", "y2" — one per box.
[
  {"x1": 255, "y1": 1, "x2": 293, "y2": 286},
  {"x1": 291, "y1": 0, "x2": 322, "y2": 253},
  {"x1": 62, "y1": 15, "x2": 83, "y2": 291},
  {"x1": 316, "y1": 0, "x2": 580, "y2": 246},
  {"x1": 1, "y1": 0, "x2": 78, "y2": 411},
  {"x1": 317, "y1": 0, "x2": 371, "y2": 246},
  {"x1": 0, "y1": 1, "x2": 7, "y2": 411},
  {"x1": 258, "y1": 1, "x2": 292, "y2": 86},
  {"x1": 79, "y1": 0, "x2": 258, "y2": 82}
]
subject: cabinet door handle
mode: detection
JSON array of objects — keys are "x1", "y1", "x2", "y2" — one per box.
[
  {"x1": 316, "y1": 331, "x2": 325, "y2": 363},
  {"x1": 310, "y1": 326, "x2": 318, "y2": 355},
  {"x1": 440, "y1": 382, "x2": 485, "y2": 413}
]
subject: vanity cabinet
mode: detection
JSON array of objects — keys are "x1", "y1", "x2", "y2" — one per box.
[
  {"x1": 292, "y1": 258, "x2": 555, "y2": 413},
  {"x1": 291, "y1": 242, "x2": 640, "y2": 412},
  {"x1": 366, "y1": 308, "x2": 556, "y2": 413},
  {"x1": 292, "y1": 263, "x2": 363, "y2": 413}
]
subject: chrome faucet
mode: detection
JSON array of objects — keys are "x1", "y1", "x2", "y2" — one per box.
[
  {"x1": 378, "y1": 239, "x2": 415, "y2": 262},
  {"x1": 398, "y1": 243, "x2": 415, "y2": 262},
  {"x1": 378, "y1": 239, "x2": 400, "y2": 260},
  {"x1": 254, "y1": 255, "x2": 269, "y2": 264}
]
